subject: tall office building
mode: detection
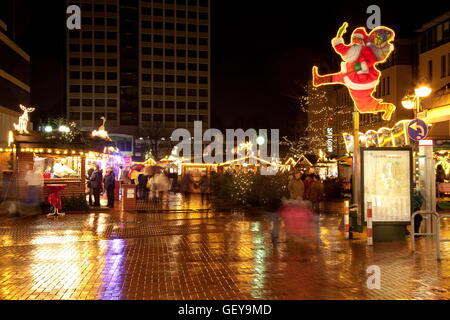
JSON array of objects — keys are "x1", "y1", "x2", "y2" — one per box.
[
  {"x1": 66, "y1": 0, "x2": 210, "y2": 139},
  {"x1": 0, "y1": 6, "x2": 31, "y2": 144}
]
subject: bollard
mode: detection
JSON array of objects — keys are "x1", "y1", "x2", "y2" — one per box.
[
  {"x1": 344, "y1": 200, "x2": 350, "y2": 240},
  {"x1": 367, "y1": 202, "x2": 373, "y2": 246}
]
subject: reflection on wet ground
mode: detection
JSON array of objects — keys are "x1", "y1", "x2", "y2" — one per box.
[{"x1": 0, "y1": 194, "x2": 450, "y2": 300}]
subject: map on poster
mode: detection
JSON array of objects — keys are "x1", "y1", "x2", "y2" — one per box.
[{"x1": 363, "y1": 149, "x2": 411, "y2": 222}]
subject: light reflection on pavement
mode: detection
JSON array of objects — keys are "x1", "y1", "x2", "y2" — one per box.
[{"x1": 0, "y1": 194, "x2": 449, "y2": 300}]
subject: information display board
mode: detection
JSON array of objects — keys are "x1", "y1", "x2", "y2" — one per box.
[{"x1": 361, "y1": 148, "x2": 412, "y2": 222}]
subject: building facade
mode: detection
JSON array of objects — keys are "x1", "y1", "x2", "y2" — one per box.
[
  {"x1": 0, "y1": 17, "x2": 31, "y2": 144},
  {"x1": 66, "y1": 0, "x2": 210, "y2": 141}
]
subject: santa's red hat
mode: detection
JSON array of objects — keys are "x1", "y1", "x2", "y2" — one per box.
[{"x1": 351, "y1": 27, "x2": 369, "y2": 43}]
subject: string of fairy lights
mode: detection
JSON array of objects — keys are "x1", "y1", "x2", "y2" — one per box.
[{"x1": 287, "y1": 85, "x2": 387, "y2": 156}]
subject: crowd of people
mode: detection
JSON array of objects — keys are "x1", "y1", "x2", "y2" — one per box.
[{"x1": 287, "y1": 171, "x2": 325, "y2": 212}]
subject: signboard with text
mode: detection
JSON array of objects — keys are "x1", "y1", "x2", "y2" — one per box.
[{"x1": 361, "y1": 148, "x2": 412, "y2": 222}]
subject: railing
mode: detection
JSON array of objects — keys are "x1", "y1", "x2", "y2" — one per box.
[
  {"x1": 411, "y1": 211, "x2": 450, "y2": 260},
  {"x1": 410, "y1": 210, "x2": 439, "y2": 252}
]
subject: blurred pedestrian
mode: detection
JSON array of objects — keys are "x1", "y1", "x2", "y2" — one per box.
[
  {"x1": 86, "y1": 162, "x2": 95, "y2": 206},
  {"x1": 24, "y1": 164, "x2": 43, "y2": 208},
  {"x1": 90, "y1": 164, "x2": 103, "y2": 207},
  {"x1": 137, "y1": 168, "x2": 149, "y2": 200},
  {"x1": 181, "y1": 172, "x2": 193, "y2": 198},
  {"x1": 199, "y1": 172, "x2": 210, "y2": 202},
  {"x1": 288, "y1": 171, "x2": 304, "y2": 201},
  {"x1": 103, "y1": 167, "x2": 116, "y2": 208},
  {"x1": 308, "y1": 175, "x2": 324, "y2": 213},
  {"x1": 412, "y1": 182, "x2": 425, "y2": 236}
]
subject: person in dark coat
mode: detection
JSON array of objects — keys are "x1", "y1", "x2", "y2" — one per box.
[
  {"x1": 137, "y1": 169, "x2": 150, "y2": 201},
  {"x1": 86, "y1": 163, "x2": 95, "y2": 206},
  {"x1": 90, "y1": 164, "x2": 103, "y2": 207},
  {"x1": 103, "y1": 167, "x2": 116, "y2": 208},
  {"x1": 308, "y1": 175, "x2": 325, "y2": 213}
]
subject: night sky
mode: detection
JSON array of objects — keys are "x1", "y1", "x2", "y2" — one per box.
[{"x1": 5, "y1": 0, "x2": 448, "y2": 136}]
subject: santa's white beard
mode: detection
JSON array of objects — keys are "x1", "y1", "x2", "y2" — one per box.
[{"x1": 344, "y1": 44, "x2": 363, "y2": 62}]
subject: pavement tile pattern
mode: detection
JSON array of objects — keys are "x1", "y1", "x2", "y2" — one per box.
[{"x1": 0, "y1": 194, "x2": 450, "y2": 300}]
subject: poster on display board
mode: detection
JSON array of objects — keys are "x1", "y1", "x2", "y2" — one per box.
[{"x1": 361, "y1": 148, "x2": 413, "y2": 222}]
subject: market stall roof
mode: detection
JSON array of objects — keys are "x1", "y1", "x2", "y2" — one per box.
[{"x1": 10, "y1": 130, "x2": 117, "y2": 154}]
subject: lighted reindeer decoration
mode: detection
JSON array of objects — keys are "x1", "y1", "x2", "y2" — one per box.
[
  {"x1": 13, "y1": 105, "x2": 35, "y2": 134},
  {"x1": 92, "y1": 116, "x2": 111, "y2": 140}
]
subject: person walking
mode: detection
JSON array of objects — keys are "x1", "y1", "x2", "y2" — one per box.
[
  {"x1": 137, "y1": 169, "x2": 149, "y2": 201},
  {"x1": 86, "y1": 162, "x2": 95, "y2": 206},
  {"x1": 199, "y1": 172, "x2": 210, "y2": 203},
  {"x1": 90, "y1": 164, "x2": 103, "y2": 207},
  {"x1": 180, "y1": 172, "x2": 193, "y2": 199},
  {"x1": 103, "y1": 167, "x2": 116, "y2": 208},
  {"x1": 287, "y1": 171, "x2": 304, "y2": 201},
  {"x1": 412, "y1": 183, "x2": 425, "y2": 236},
  {"x1": 24, "y1": 165, "x2": 44, "y2": 213},
  {"x1": 308, "y1": 175, "x2": 325, "y2": 213}
]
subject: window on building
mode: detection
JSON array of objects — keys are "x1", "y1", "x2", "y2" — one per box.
[
  {"x1": 177, "y1": 115, "x2": 186, "y2": 122},
  {"x1": 177, "y1": 23, "x2": 186, "y2": 31},
  {"x1": 107, "y1": 18, "x2": 117, "y2": 26},
  {"x1": 199, "y1": 38, "x2": 208, "y2": 46},
  {"x1": 95, "y1": 86, "x2": 105, "y2": 93},
  {"x1": 177, "y1": 63, "x2": 186, "y2": 70},
  {"x1": 82, "y1": 31, "x2": 92, "y2": 39},
  {"x1": 199, "y1": 25, "x2": 208, "y2": 33},
  {"x1": 166, "y1": 101, "x2": 175, "y2": 109},
  {"x1": 95, "y1": 45, "x2": 105, "y2": 53},
  {"x1": 165, "y1": 75, "x2": 175, "y2": 82},
  {"x1": 82, "y1": 72, "x2": 93, "y2": 80},
  {"x1": 154, "y1": 114, "x2": 163, "y2": 121},
  {"x1": 95, "y1": 100, "x2": 105, "y2": 107},
  {"x1": 442, "y1": 55, "x2": 446, "y2": 78},
  {"x1": 177, "y1": 37, "x2": 186, "y2": 44},
  {"x1": 69, "y1": 57, "x2": 80, "y2": 65},
  {"x1": 199, "y1": 89, "x2": 208, "y2": 97},
  {"x1": 142, "y1": 114, "x2": 152, "y2": 121},
  {"x1": 69, "y1": 112, "x2": 80, "y2": 120},
  {"x1": 70, "y1": 71, "x2": 80, "y2": 79},
  {"x1": 142, "y1": 101, "x2": 151, "y2": 108},
  {"x1": 188, "y1": 37, "x2": 197, "y2": 45},
  {"x1": 188, "y1": 89, "x2": 197, "y2": 96},
  {"x1": 199, "y1": 64, "x2": 208, "y2": 71},
  {"x1": 107, "y1": 86, "x2": 117, "y2": 93},
  {"x1": 386, "y1": 77, "x2": 390, "y2": 95},
  {"x1": 199, "y1": 51, "x2": 208, "y2": 59},
  {"x1": 82, "y1": 85, "x2": 93, "y2": 93},
  {"x1": 95, "y1": 72, "x2": 105, "y2": 80},
  {"x1": 188, "y1": 50, "x2": 197, "y2": 58},
  {"x1": 107, "y1": 32, "x2": 117, "y2": 39},
  {"x1": 176, "y1": 10, "x2": 186, "y2": 18},
  {"x1": 154, "y1": 101, "x2": 163, "y2": 109},
  {"x1": 188, "y1": 63, "x2": 197, "y2": 71},
  {"x1": 166, "y1": 62, "x2": 175, "y2": 70},
  {"x1": 107, "y1": 73, "x2": 117, "y2": 80},
  {"x1": 165, "y1": 49, "x2": 175, "y2": 56},
  {"x1": 82, "y1": 112, "x2": 93, "y2": 120},
  {"x1": 154, "y1": 8, "x2": 163, "y2": 16},
  {"x1": 177, "y1": 88, "x2": 186, "y2": 96},
  {"x1": 177, "y1": 75, "x2": 186, "y2": 82},
  {"x1": 70, "y1": 85, "x2": 80, "y2": 93},
  {"x1": 70, "y1": 99, "x2": 80, "y2": 106},
  {"x1": 95, "y1": 31, "x2": 105, "y2": 39},
  {"x1": 154, "y1": 35, "x2": 163, "y2": 42},
  {"x1": 428, "y1": 59, "x2": 433, "y2": 81},
  {"x1": 199, "y1": 12, "x2": 208, "y2": 20},
  {"x1": 165, "y1": 88, "x2": 175, "y2": 96},
  {"x1": 188, "y1": 76, "x2": 197, "y2": 83},
  {"x1": 199, "y1": 76, "x2": 208, "y2": 84},
  {"x1": 106, "y1": 5, "x2": 117, "y2": 12},
  {"x1": 107, "y1": 100, "x2": 117, "y2": 107},
  {"x1": 166, "y1": 114, "x2": 175, "y2": 122},
  {"x1": 165, "y1": 36, "x2": 175, "y2": 43},
  {"x1": 165, "y1": 10, "x2": 175, "y2": 17},
  {"x1": 82, "y1": 44, "x2": 92, "y2": 52},
  {"x1": 154, "y1": 74, "x2": 164, "y2": 82},
  {"x1": 199, "y1": 102, "x2": 208, "y2": 110},
  {"x1": 83, "y1": 99, "x2": 93, "y2": 107},
  {"x1": 154, "y1": 88, "x2": 164, "y2": 95},
  {"x1": 188, "y1": 102, "x2": 197, "y2": 109},
  {"x1": 177, "y1": 102, "x2": 186, "y2": 110},
  {"x1": 142, "y1": 7, "x2": 151, "y2": 15},
  {"x1": 69, "y1": 44, "x2": 80, "y2": 51}
]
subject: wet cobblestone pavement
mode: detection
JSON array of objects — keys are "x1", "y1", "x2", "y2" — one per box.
[{"x1": 1, "y1": 194, "x2": 450, "y2": 300}]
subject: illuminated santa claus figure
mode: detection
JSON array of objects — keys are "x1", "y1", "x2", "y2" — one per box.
[{"x1": 312, "y1": 23, "x2": 396, "y2": 120}]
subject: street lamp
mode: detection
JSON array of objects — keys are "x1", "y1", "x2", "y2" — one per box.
[{"x1": 401, "y1": 85, "x2": 432, "y2": 115}]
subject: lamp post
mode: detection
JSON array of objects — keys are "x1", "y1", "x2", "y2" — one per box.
[{"x1": 402, "y1": 85, "x2": 434, "y2": 234}]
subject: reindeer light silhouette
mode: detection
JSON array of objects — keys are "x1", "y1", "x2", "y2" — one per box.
[
  {"x1": 13, "y1": 105, "x2": 35, "y2": 134},
  {"x1": 92, "y1": 116, "x2": 111, "y2": 140}
]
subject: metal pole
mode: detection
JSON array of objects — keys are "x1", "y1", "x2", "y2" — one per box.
[{"x1": 353, "y1": 111, "x2": 361, "y2": 226}]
